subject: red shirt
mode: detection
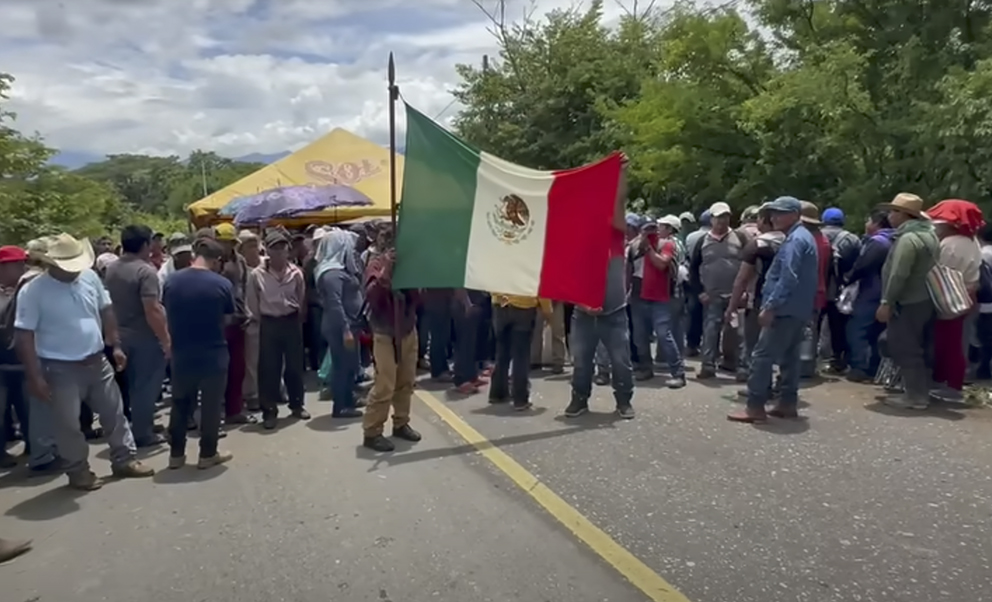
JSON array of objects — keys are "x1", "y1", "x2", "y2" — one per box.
[
  {"x1": 812, "y1": 230, "x2": 831, "y2": 310},
  {"x1": 641, "y1": 239, "x2": 675, "y2": 302}
]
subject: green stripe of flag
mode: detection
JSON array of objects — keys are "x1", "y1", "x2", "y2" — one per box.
[{"x1": 392, "y1": 104, "x2": 481, "y2": 290}]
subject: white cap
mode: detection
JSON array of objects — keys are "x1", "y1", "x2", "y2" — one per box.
[
  {"x1": 678, "y1": 211, "x2": 695, "y2": 222},
  {"x1": 657, "y1": 215, "x2": 681, "y2": 230},
  {"x1": 709, "y1": 202, "x2": 732, "y2": 217}
]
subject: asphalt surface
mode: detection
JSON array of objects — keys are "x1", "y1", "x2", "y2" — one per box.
[{"x1": 2, "y1": 360, "x2": 991, "y2": 602}]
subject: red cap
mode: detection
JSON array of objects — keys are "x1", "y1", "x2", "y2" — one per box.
[{"x1": 0, "y1": 246, "x2": 28, "y2": 264}]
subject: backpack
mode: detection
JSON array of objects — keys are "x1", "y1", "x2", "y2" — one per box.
[
  {"x1": 0, "y1": 272, "x2": 39, "y2": 365},
  {"x1": 977, "y1": 258, "x2": 992, "y2": 304}
]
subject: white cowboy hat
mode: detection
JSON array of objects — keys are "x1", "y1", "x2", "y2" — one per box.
[{"x1": 41, "y1": 233, "x2": 95, "y2": 273}]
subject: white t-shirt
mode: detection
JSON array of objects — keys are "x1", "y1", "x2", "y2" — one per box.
[{"x1": 939, "y1": 234, "x2": 982, "y2": 288}]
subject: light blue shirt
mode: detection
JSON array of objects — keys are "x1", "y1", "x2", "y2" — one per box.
[{"x1": 15, "y1": 268, "x2": 111, "y2": 361}]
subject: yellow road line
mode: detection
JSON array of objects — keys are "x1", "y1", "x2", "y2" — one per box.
[{"x1": 415, "y1": 390, "x2": 693, "y2": 602}]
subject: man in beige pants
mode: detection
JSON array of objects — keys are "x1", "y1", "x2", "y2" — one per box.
[
  {"x1": 530, "y1": 301, "x2": 567, "y2": 373},
  {"x1": 239, "y1": 230, "x2": 262, "y2": 411}
]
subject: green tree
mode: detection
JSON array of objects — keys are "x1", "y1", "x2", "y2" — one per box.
[
  {"x1": 0, "y1": 72, "x2": 128, "y2": 244},
  {"x1": 451, "y1": 0, "x2": 992, "y2": 220}
]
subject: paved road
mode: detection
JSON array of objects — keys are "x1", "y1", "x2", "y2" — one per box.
[{"x1": 2, "y1": 362, "x2": 991, "y2": 602}]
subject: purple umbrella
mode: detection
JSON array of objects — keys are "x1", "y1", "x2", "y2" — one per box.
[{"x1": 231, "y1": 184, "x2": 373, "y2": 226}]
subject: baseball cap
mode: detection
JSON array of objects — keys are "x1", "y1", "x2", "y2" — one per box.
[
  {"x1": 167, "y1": 232, "x2": 188, "y2": 245},
  {"x1": 678, "y1": 211, "x2": 695, "y2": 223},
  {"x1": 625, "y1": 213, "x2": 645, "y2": 229},
  {"x1": 741, "y1": 205, "x2": 760, "y2": 220},
  {"x1": 821, "y1": 207, "x2": 844, "y2": 226},
  {"x1": 699, "y1": 210, "x2": 712, "y2": 227},
  {"x1": 0, "y1": 246, "x2": 28, "y2": 264},
  {"x1": 764, "y1": 196, "x2": 802, "y2": 214},
  {"x1": 709, "y1": 202, "x2": 732, "y2": 217},
  {"x1": 238, "y1": 229, "x2": 259, "y2": 244},
  {"x1": 657, "y1": 215, "x2": 681, "y2": 230},
  {"x1": 171, "y1": 244, "x2": 193, "y2": 256},
  {"x1": 264, "y1": 229, "x2": 290, "y2": 247},
  {"x1": 214, "y1": 223, "x2": 238, "y2": 242}
]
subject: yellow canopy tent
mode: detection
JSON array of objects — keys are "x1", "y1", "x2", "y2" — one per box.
[{"x1": 187, "y1": 128, "x2": 404, "y2": 227}]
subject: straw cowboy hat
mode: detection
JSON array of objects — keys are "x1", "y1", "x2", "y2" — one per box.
[
  {"x1": 40, "y1": 233, "x2": 95, "y2": 273},
  {"x1": 799, "y1": 201, "x2": 822, "y2": 225},
  {"x1": 877, "y1": 192, "x2": 929, "y2": 219}
]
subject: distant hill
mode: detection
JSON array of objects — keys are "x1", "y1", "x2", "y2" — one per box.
[
  {"x1": 51, "y1": 144, "x2": 405, "y2": 170},
  {"x1": 233, "y1": 151, "x2": 291, "y2": 164}
]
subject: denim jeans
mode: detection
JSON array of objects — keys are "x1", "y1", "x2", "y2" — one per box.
[
  {"x1": 739, "y1": 308, "x2": 761, "y2": 372},
  {"x1": 650, "y1": 301, "x2": 685, "y2": 378},
  {"x1": 453, "y1": 308, "x2": 479, "y2": 386},
  {"x1": 28, "y1": 395, "x2": 57, "y2": 468},
  {"x1": 326, "y1": 326, "x2": 359, "y2": 413},
  {"x1": 570, "y1": 309, "x2": 634, "y2": 405},
  {"x1": 670, "y1": 295, "x2": 686, "y2": 357},
  {"x1": 701, "y1": 295, "x2": 731, "y2": 371},
  {"x1": 123, "y1": 335, "x2": 166, "y2": 444},
  {"x1": 847, "y1": 302, "x2": 884, "y2": 375},
  {"x1": 0, "y1": 371, "x2": 29, "y2": 455},
  {"x1": 628, "y1": 297, "x2": 654, "y2": 372},
  {"x1": 746, "y1": 315, "x2": 805, "y2": 410},
  {"x1": 41, "y1": 355, "x2": 137, "y2": 473},
  {"x1": 425, "y1": 304, "x2": 453, "y2": 378}
]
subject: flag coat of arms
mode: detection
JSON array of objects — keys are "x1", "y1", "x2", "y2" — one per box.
[{"x1": 392, "y1": 104, "x2": 623, "y2": 308}]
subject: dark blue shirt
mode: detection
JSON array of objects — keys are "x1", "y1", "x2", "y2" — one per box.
[
  {"x1": 163, "y1": 267, "x2": 235, "y2": 374},
  {"x1": 761, "y1": 221, "x2": 818, "y2": 318}
]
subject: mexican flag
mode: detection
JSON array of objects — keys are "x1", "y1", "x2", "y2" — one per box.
[{"x1": 392, "y1": 104, "x2": 624, "y2": 307}]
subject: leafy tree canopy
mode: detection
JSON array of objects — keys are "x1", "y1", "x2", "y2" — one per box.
[{"x1": 453, "y1": 0, "x2": 992, "y2": 221}]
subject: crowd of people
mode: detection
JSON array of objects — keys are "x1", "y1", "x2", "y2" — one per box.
[{"x1": 1, "y1": 189, "x2": 989, "y2": 563}]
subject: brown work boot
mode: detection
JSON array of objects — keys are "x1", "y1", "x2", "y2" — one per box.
[
  {"x1": 0, "y1": 538, "x2": 32, "y2": 563},
  {"x1": 68, "y1": 470, "x2": 103, "y2": 491},
  {"x1": 111, "y1": 460, "x2": 155, "y2": 479},
  {"x1": 727, "y1": 408, "x2": 768, "y2": 424},
  {"x1": 197, "y1": 450, "x2": 233, "y2": 470}
]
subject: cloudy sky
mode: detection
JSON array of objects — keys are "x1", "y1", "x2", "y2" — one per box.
[{"x1": 2, "y1": 0, "x2": 631, "y2": 163}]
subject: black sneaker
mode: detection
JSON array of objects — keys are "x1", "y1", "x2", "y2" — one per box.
[
  {"x1": 291, "y1": 407, "x2": 311, "y2": 420},
  {"x1": 563, "y1": 399, "x2": 589, "y2": 417},
  {"x1": 332, "y1": 408, "x2": 363, "y2": 419},
  {"x1": 363, "y1": 435, "x2": 396, "y2": 452},
  {"x1": 392, "y1": 424, "x2": 422, "y2": 442},
  {"x1": 512, "y1": 401, "x2": 533, "y2": 411},
  {"x1": 666, "y1": 376, "x2": 687, "y2": 389},
  {"x1": 488, "y1": 395, "x2": 510, "y2": 404},
  {"x1": 593, "y1": 373, "x2": 610, "y2": 386},
  {"x1": 616, "y1": 403, "x2": 635, "y2": 419},
  {"x1": 262, "y1": 415, "x2": 278, "y2": 430}
]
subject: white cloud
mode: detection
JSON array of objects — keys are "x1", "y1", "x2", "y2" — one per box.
[{"x1": 1, "y1": 0, "x2": 632, "y2": 160}]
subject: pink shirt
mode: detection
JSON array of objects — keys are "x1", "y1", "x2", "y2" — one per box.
[{"x1": 247, "y1": 260, "x2": 305, "y2": 318}]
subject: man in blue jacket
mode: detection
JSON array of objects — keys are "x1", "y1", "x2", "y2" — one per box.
[{"x1": 729, "y1": 196, "x2": 818, "y2": 423}]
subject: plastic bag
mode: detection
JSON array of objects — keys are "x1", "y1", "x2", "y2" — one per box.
[
  {"x1": 317, "y1": 350, "x2": 332, "y2": 382},
  {"x1": 837, "y1": 282, "x2": 859, "y2": 315}
]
